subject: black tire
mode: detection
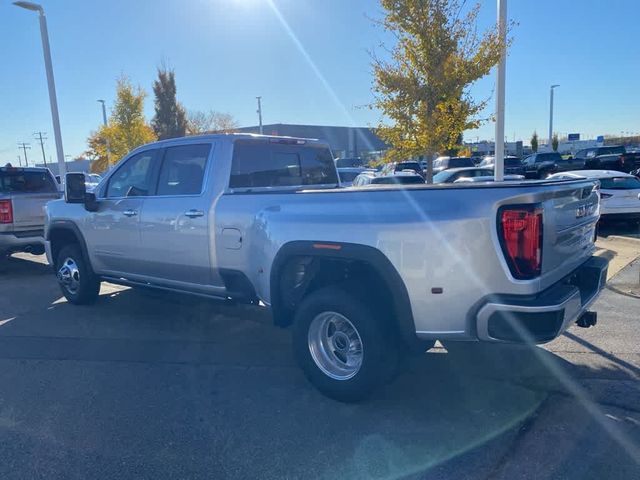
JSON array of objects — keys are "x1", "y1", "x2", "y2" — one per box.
[
  {"x1": 292, "y1": 286, "x2": 399, "y2": 402},
  {"x1": 55, "y1": 244, "x2": 100, "y2": 305}
]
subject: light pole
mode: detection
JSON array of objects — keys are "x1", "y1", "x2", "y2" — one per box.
[
  {"x1": 97, "y1": 99, "x2": 108, "y2": 126},
  {"x1": 494, "y1": 0, "x2": 507, "y2": 181},
  {"x1": 97, "y1": 99, "x2": 110, "y2": 165},
  {"x1": 548, "y1": 84, "x2": 559, "y2": 150},
  {"x1": 14, "y1": 1, "x2": 66, "y2": 178},
  {"x1": 256, "y1": 96, "x2": 263, "y2": 134}
]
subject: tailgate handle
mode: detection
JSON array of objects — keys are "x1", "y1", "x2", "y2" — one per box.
[
  {"x1": 123, "y1": 209, "x2": 138, "y2": 217},
  {"x1": 184, "y1": 209, "x2": 204, "y2": 218}
]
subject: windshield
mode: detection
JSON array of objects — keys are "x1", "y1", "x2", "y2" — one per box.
[
  {"x1": 0, "y1": 169, "x2": 58, "y2": 193},
  {"x1": 600, "y1": 177, "x2": 640, "y2": 189},
  {"x1": 449, "y1": 158, "x2": 475, "y2": 168}
]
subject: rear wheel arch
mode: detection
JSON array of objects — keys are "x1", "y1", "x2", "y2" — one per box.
[{"x1": 270, "y1": 241, "x2": 419, "y2": 348}]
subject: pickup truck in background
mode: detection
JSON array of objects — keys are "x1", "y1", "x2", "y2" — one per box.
[
  {"x1": 44, "y1": 134, "x2": 608, "y2": 401},
  {"x1": 574, "y1": 145, "x2": 640, "y2": 173},
  {"x1": 1, "y1": 166, "x2": 60, "y2": 260}
]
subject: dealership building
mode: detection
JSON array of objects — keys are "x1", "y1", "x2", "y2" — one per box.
[{"x1": 236, "y1": 123, "x2": 387, "y2": 159}]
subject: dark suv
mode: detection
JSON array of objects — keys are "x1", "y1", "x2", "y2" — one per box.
[
  {"x1": 575, "y1": 145, "x2": 640, "y2": 173},
  {"x1": 523, "y1": 152, "x2": 564, "y2": 179}
]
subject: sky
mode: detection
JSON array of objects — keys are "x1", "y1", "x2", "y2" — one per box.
[{"x1": 1, "y1": 0, "x2": 639, "y2": 164}]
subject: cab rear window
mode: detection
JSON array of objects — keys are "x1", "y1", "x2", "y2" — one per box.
[
  {"x1": 0, "y1": 170, "x2": 58, "y2": 193},
  {"x1": 230, "y1": 140, "x2": 338, "y2": 188}
]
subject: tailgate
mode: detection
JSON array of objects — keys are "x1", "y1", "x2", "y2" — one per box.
[
  {"x1": 9, "y1": 192, "x2": 60, "y2": 231},
  {"x1": 539, "y1": 181, "x2": 599, "y2": 289}
]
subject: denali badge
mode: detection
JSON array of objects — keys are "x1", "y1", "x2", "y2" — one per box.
[{"x1": 576, "y1": 203, "x2": 596, "y2": 218}]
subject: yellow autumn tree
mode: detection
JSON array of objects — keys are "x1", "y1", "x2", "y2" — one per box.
[
  {"x1": 372, "y1": 0, "x2": 510, "y2": 181},
  {"x1": 86, "y1": 76, "x2": 156, "y2": 173}
]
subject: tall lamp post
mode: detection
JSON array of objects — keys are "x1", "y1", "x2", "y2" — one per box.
[
  {"x1": 548, "y1": 84, "x2": 559, "y2": 150},
  {"x1": 97, "y1": 99, "x2": 110, "y2": 165},
  {"x1": 256, "y1": 96, "x2": 263, "y2": 134},
  {"x1": 14, "y1": 1, "x2": 66, "y2": 178},
  {"x1": 494, "y1": 0, "x2": 507, "y2": 181}
]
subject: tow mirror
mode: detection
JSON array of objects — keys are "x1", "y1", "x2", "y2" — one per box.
[
  {"x1": 65, "y1": 172, "x2": 99, "y2": 212},
  {"x1": 65, "y1": 173, "x2": 86, "y2": 203}
]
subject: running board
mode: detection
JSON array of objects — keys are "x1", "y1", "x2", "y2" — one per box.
[{"x1": 101, "y1": 276, "x2": 234, "y2": 303}]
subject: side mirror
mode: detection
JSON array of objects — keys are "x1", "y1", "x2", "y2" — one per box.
[{"x1": 65, "y1": 172, "x2": 86, "y2": 203}]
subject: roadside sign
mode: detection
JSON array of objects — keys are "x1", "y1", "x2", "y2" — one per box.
[
  {"x1": 596, "y1": 135, "x2": 604, "y2": 143},
  {"x1": 568, "y1": 133, "x2": 580, "y2": 141}
]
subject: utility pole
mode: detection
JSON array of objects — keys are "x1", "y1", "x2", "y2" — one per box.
[
  {"x1": 34, "y1": 131, "x2": 48, "y2": 166},
  {"x1": 18, "y1": 142, "x2": 31, "y2": 166},
  {"x1": 256, "y1": 96, "x2": 263, "y2": 134},
  {"x1": 494, "y1": 0, "x2": 507, "y2": 181},
  {"x1": 17, "y1": 155, "x2": 22, "y2": 167},
  {"x1": 97, "y1": 99, "x2": 110, "y2": 165}
]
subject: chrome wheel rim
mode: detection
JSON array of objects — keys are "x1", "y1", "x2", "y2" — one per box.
[
  {"x1": 308, "y1": 311, "x2": 363, "y2": 380},
  {"x1": 57, "y1": 257, "x2": 80, "y2": 294}
]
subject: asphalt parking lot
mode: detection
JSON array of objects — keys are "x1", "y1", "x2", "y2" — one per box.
[{"x1": 0, "y1": 245, "x2": 638, "y2": 479}]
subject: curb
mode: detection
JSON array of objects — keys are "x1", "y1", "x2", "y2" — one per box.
[{"x1": 604, "y1": 235, "x2": 640, "y2": 247}]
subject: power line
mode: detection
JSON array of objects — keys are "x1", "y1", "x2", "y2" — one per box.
[
  {"x1": 18, "y1": 142, "x2": 31, "y2": 166},
  {"x1": 34, "y1": 131, "x2": 48, "y2": 167}
]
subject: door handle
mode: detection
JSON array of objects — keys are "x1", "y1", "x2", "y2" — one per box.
[
  {"x1": 123, "y1": 209, "x2": 138, "y2": 217},
  {"x1": 184, "y1": 209, "x2": 204, "y2": 218}
]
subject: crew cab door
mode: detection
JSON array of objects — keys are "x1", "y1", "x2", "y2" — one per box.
[
  {"x1": 138, "y1": 143, "x2": 223, "y2": 291},
  {"x1": 84, "y1": 149, "x2": 159, "y2": 275}
]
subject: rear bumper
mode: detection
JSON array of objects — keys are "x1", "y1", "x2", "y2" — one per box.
[
  {"x1": 0, "y1": 230, "x2": 45, "y2": 253},
  {"x1": 475, "y1": 256, "x2": 608, "y2": 343}
]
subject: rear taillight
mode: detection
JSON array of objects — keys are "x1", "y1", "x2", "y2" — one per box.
[
  {"x1": 0, "y1": 199, "x2": 13, "y2": 224},
  {"x1": 499, "y1": 206, "x2": 543, "y2": 280}
]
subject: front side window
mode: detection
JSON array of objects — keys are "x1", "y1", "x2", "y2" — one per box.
[
  {"x1": 600, "y1": 177, "x2": 640, "y2": 189},
  {"x1": 157, "y1": 144, "x2": 211, "y2": 196},
  {"x1": 106, "y1": 150, "x2": 157, "y2": 198}
]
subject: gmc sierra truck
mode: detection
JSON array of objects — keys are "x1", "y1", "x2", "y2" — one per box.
[{"x1": 44, "y1": 134, "x2": 608, "y2": 401}]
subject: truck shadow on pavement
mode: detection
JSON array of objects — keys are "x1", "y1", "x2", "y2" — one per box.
[{"x1": 0, "y1": 256, "x2": 638, "y2": 479}]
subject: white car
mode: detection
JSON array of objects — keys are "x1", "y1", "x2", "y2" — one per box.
[{"x1": 548, "y1": 170, "x2": 640, "y2": 224}]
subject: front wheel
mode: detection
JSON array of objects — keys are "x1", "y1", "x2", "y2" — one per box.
[
  {"x1": 55, "y1": 244, "x2": 101, "y2": 305},
  {"x1": 292, "y1": 286, "x2": 399, "y2": 402}
]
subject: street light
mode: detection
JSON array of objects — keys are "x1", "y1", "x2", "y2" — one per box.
[
  {"x1": 14, "y1": 1, "x2": 66, "y2": 178},
  {"x1": 256, "y1": 96, "x2": 263, "y2": 134},
  {"x1": 548, "y1": 84, "x2": 560, "y2": 150},
  {"x1": 97, "y1": 99, "x2": 111, "y2": 165}
]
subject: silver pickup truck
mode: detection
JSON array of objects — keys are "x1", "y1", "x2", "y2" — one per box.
[
  {"x1": 1, "y1": 166, "x2": 60, "y2": 259},
  {"x1": 44, "y1": 134, "x2": 608, "y2": 401}
]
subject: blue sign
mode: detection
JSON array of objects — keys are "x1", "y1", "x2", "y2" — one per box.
[
  {"x1": 567, "y1": 133, "x2": 580, "y2": 141},
  {"x1": 596, "y1": 135, "x2": 605, "y2": 143}
]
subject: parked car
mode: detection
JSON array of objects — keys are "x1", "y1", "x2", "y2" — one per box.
[
  {"x1": 454, "y1": 174, "x2": 525, "y2": 183},
  {"x1": 548, "y1": 170, "x2": 640, "y2": 225},
  {"x1": 353, "y1": 171, "x2": 425, "y2": 186},
  {"x1": 432, "y1": 167, "x2": 493, "y2": 183},
  {"x1": 479, "y1": 156, "x2": 526, "y2": 176},
  {"x1": 574, "y1": 145, "x2": 640, "y2": 173},
  {"x1": 380, "y1": 161, "x2": 425, "y2": 178},
  {"x1": 337, "y1": 167, "x2": 367, "y2": 187},
  {"x1": 432, "y1": 156, "x2": 475, "y2": 174},
  {"x1": 523, "y1": 152, "x2": 565, "y2": 179},
  {"x1": 45, "y1": 134, "x2": 608, "y2": 401},
  {"x1": 0, "y1": 166, "x2": 60, "y2": 259}
]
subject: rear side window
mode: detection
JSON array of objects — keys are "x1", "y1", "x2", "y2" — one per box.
[
  {"x1": 157, "y1": 144, "x2": 211, "y2": 196},
  {"x1": 230, "y1": 140, "x2": 338, "y2": 188},
  {"x1": 537, "y1": 153, "x2": 561, "y2": 162},
  {"x1": 0, "y1": 170, "x2": 58, "y2": 193},
  {"x1": 598, "y1": 146, "x2": 625, "y2": 156}
]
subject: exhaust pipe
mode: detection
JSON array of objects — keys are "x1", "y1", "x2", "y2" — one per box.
[{"x1": 576, "y1": 311, "x2": 597, "y2": 328}]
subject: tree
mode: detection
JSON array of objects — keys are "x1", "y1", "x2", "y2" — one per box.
[
  {"x1": 151, "y1": 67, "x2": 187, "y2": 140},
  {"x1": 371, "y1": 0, "x2": 509, "y2": 181},
  {"x1": 85, "y1": 76, "x2": 156, "y2": 173},
  {"x1": 186, "y1": 110, "x2": 239, "y2": 134},
  {"x1": 531, "y1": 131, "x2": 538, "y2": 153},
  {"x1": 552, "y1": 133, "x2": 559, "y2": 152}
]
